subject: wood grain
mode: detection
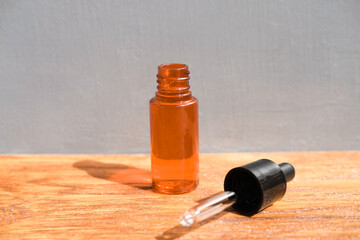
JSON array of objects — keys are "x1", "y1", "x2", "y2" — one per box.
[{"x1": 0, "y1": 152, "x2": 359, "y2": 239}]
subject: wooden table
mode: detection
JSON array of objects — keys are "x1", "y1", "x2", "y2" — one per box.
[{"x1": 1, "y1": 152, "x2": 359, "y2": 239}]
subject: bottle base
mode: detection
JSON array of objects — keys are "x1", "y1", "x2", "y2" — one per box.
[{"x1": 152, "y1": 180, "x2": 198, "y2": 195}]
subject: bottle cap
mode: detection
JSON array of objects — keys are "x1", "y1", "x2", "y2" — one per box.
[{"x1": 224, "y1": 159, "x2": 295, "y2": 216}]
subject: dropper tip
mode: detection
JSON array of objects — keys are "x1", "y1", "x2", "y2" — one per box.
[{"x1": 179, "y1": 211, "x2": 195, "y2": 227}]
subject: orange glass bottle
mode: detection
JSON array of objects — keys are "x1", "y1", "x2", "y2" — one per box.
[{"x1": 149, "y1": 63, "x2": 199, "y2": 194}]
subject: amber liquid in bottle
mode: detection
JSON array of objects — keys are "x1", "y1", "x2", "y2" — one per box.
[{"x1": 150, "y1": 63, "x2": 199, "y2": 194}]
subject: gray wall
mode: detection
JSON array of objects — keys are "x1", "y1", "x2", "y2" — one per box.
[{"x1": 1, "y1": 0, "x2": 359, "y2": 154}]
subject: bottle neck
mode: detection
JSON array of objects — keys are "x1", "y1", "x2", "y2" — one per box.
[{"x1": 155, "y1": 63, "x2": 192, "y2": 102}]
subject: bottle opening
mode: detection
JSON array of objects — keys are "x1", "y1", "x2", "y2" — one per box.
[{"x1": 158, "y1": 63, "x2": 189, "y2": 78}]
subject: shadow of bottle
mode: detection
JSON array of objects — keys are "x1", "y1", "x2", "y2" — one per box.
[{"x1": 73, "y1": 160, "x2": 152, "y2": 190}]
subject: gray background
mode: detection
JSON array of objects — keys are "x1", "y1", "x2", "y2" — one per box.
[{"x1": 1, "y1": 0, "x2": 359, "y2": 154}]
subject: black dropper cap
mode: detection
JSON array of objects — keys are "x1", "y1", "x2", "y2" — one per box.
[{"x1": 224, "y1": 159, "x2": 295, "y2": 216}]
